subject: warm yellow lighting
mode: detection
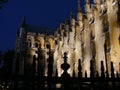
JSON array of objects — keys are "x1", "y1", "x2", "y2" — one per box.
[{"x1": 14, "y1": 0, "x2": 120, "y2": 78}]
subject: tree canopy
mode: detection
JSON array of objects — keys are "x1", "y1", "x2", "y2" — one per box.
[{"x1": 0, "y1": 0, "x2": 8, "y2": 9}]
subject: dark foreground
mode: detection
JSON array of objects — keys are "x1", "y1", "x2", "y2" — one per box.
[{"x1": 1, "y1": 77, "x2": 120, "y2": 90}]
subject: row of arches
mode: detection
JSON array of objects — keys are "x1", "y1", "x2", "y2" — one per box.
[{"x1": 26, "y1": 34, "x2": 54, "y2": 50}]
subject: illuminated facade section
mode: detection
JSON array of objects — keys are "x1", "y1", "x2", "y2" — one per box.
[{"x1": 13, "y1": 0, "x2": 120, "y2": 77}]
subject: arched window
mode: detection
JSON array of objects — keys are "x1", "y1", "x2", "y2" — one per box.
[
  {"x1": 46, "y1": 44, "x2": 50, "y2": 49},
  {"x1": 39, "y1": 43, "x2": 41, "y2": 48},
  {"x1": 28, "y1": 39, "x2": 31, "y2": 41},
  {"x1": 35, "y1": 43, "x2": 38, "y2": 48},
  {"x1": 27, "y1": 38, "x2": 32, "y2": 48}
]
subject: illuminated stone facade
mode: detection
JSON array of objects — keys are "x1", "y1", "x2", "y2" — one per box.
[{"x1": 13, "y1": 0, "x2": 120, "y2": 77}]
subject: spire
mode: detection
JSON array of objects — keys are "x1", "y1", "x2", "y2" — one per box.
[
  {"x1": 21, "y1": 16, "x2": 26, "y2": 27},
  {"x1": 77, "y1": 0, "x2": 81, "y2": 12},
  {"x1": 70, "y1": 12, "x2": 75, "y2": 26},
  {"x1": 77, "y1": 0, "x2": 83, "y2": 21},
  {"x1": 84, "y1": 0, "x2": 90, "y2": 13},
  {"x1": 65, "y1": 19, "x2": 69, "y2": 25},
  {"x1": 70, "y1": 12, "x2": 74, "y2": 19}
]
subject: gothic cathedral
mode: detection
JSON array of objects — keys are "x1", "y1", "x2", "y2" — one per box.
[{"x1": 13, "y1": 0, "x2": 120, "y2": 77}]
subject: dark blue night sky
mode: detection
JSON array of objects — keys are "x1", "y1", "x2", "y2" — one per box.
[{"x1": 0, "y1": 0, "x2": 93, "y2": 53}]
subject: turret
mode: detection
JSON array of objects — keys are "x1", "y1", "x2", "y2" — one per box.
[
  {"x1": 70, "y1": 12, "x2": 75, "y2": 26},
  {"x1": 18, "y1": 16, "x2": 27, "y2": 38},
  {"x1": 21, "y1": 16, "x2": 26, "y2": 27},
  {"x1": 84, "y1": 0, "x2": 92, "y2": 24},
  {"x1": 84, "y1": 0, "x2": 91, "y2": 13},
  {"x1": 59, "y1": 22, "x2": 65, "y2": 36},
  {"x1": 65, "y1": 19, "x2": 69, "y2": 31},
  {"x1": 93, "y1": 0, "x2": 102, "y2": 12},
  {"x1": 77, "y1": 0, "x2": 83, "y2": 21}
]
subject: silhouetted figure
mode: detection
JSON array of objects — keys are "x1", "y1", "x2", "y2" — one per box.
[
  {"x1": 78, "y1": 59, "x2": 82, "y2": 90},
  {"x1": 101, "y1": 61, "x2": 105, "y2": 78},
  {"x1": 61, "y1": 52, "x2": 70, "y2": 90},
  {"x1": 90, "y1": 60, "x2": 94, "y2": 78},
  {"x1": 110, "y1": 61, "x2": 116, "y2": 87},
  {"x1": 100, "y1": 61, "x2": 106, "y2": 89},
  {"x1": 78, "y1": 59, "x2": 82, "y2": 78},
  {"x1": 61, "y1": 52, "x2": 70, "y2": 78},
  {"x1": 111, "y1": 62, "x2": 115, "y2": 78},
  {"x1": 90, "y1": 60, "x2": 95, "y2": 90},
  {"x1": 85, "y1": 70, "x2": 87, "y2": 78}
]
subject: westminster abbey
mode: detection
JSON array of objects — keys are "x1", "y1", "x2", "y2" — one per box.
[{"x1": 13, "y1": 0, "x2": 120, "y2": 78}]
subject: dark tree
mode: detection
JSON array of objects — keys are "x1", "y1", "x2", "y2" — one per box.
[
  {"x1": 1, "y1": 50, "x2": 14, "y2": 80},
  {"x1": 0, "y1": 50, "x2": 3, "y2": 78},
  {"x1": 0, "y1": 0, "x2": 8, "y2": 9},
  {"x1": 0, "y1": 50, "x2": 2, "y2": 63},
  {"x1": 0, "y1": 50, "x2": 3, "y2": 69}
]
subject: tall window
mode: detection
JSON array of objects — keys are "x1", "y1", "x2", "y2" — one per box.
[
  {"x1": 39, "y1": 43, "x2": 41, "y2": 48},
  {"x1": 27, "y1": 39, "x2": 32, "y2": 48},
  {"x1": 46, "y1": 44, "x2": 50, "y2": 49},
  {"x1": 35, "y1": 43, "x2": 38, "y2": 48}
]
